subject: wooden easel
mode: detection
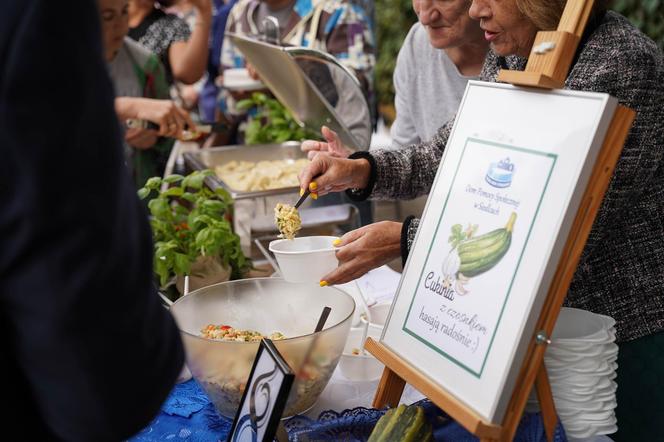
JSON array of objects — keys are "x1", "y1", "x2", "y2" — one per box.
[{"x1": 366, "y1": 1, "x2": 635, "y2": 440}]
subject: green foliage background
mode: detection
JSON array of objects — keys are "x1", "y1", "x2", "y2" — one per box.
[
  {"x1": 612, "y1": 0, "x2": 664, "y2": 49},
  {"x1": 375, "y1": 0, "x2": 417, "y2": 108},
  {"x1": 374, "y1": 1, "x2": 664, "y2": 108}
]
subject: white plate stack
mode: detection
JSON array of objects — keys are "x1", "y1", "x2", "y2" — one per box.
[{"x1": 527, "y1": 307, "x2": 619, "y2": 440}]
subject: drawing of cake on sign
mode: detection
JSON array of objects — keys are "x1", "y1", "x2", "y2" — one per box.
[{"x1": 485, "y1": 158, "x2": 514, "y2": 188}]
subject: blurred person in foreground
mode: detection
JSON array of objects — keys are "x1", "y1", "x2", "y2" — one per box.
[
  {"x1": 101, "y1": 0, "x2": 195, "y2": 187},
  {"x1": 299, "y1": 1, "x2": 664, "y2": 438},
  {"x1": 0, "y1": 0, "x2": 184, "y2": 440}
]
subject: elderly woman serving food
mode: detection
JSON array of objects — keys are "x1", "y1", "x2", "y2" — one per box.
[{"x1": 298, "y1": 0, "x2": 664, "y2": 439}]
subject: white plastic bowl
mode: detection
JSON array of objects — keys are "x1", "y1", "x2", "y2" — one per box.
[
  {"x1": 269, "y1": 236, "x2": 339, "y2": 283},
  {"x1": 367, "y1": 302, "x2": 392, "y2": 326},
  {"x1": 551, "y1": 307, "x2": 610, "y2": 341},
  {"x1": 338, "y1": 326, "x2": 384, "y2": 381},
  {"x1": 220, "y1": 67, "x2": 264, "y2": 91}
]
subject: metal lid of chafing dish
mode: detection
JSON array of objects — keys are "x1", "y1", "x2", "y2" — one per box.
[{"x1": 225, "y1": 33, "x2": 372, "y2": 150}]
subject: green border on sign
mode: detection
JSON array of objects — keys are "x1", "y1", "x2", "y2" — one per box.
[{"x1": 402, "y1": 137, "x2": 557, "y2": 378}]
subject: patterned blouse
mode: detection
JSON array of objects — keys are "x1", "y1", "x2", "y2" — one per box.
[
  {"x1": 128, "y1": 8, "x2": 191, "y2": 84},
  {"x1": 349, "y1": 12, "x2": 664, "y2": 343},
  {"x1": 109, "y1": 37, "x2": 174, "y2": 189}
]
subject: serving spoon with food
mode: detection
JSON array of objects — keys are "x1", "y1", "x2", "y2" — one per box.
[{"x1": 274, "y1": 190, "x2": 309, "y2": 240}]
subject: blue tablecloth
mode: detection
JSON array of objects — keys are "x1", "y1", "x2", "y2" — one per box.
[{"x1": 129, "y1": 380, "x2": 567, "y2": 441}]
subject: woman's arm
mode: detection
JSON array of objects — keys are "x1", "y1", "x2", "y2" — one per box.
[
  {"x1": 298, "y1": 119, "x2": 452, "y2": 201},
  {"x1": 169, "y1": 0, "x2": 211, "y2": 84},
  {"x1": 114, "y1": 97, "x2": 194, "y2": 137},
  {"x1": 369, "y1": 120, "x2": 453, "y2": 200}
]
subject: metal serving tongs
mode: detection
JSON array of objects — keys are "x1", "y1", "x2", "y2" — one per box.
[
  {"x1": 158, "y1": 275, "x2": 190, "y2": 308},
  {"x1": 125, "y1": 119, "x2": 228, "y2": 141}
]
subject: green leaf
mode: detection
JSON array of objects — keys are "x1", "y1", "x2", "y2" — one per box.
[
  {"x1": 180, "y1": 192, "x2": 196, "y2": 203},
  {"x1": 236, "y1": 98, "x2": 255, "y2": 111},
  {"x1": 201, "y1": 200, "x2": 225, "y2": 213},
  {"x1": 163, "y1": 187, "x2": 184, "y2": 197},
  {"x1": 173, "y1": 253, "x2": 191, "y2": 276},
  {"x1": 448, "y1": 223, "x2": 467, "y2": 249},
  {"x1": 148, "y1": 198, "x2": 172, "y2": 220},
  {"x1": 145, "y1": 176, "x2": 162, "y2": 190},
  {"x1": 214, "y1": 187, "x2": 231, "y2": 200},
  {"x1": 244, "y1": 119, "x2": 263, "y2": 144},
  {"x1": 252, "y1": 92, "x2": 267, "y2": 104},
  {"x1": 137, "y1": 188, "x2": 151, "y2": 200},
  {"x1": 182, "y1": 172, "x2": 206, "y2": 190},
  {"x1": 163, "y1": 174, "x2": 184, "y2": 184}
]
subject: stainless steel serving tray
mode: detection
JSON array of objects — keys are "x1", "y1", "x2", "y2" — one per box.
[{"x1": 183, "y1": 142, "x2": 306, "y2": 200}]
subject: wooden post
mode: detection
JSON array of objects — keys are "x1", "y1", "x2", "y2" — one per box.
[
  {"x1": 366, "y1": 338, "x2": 503, "y2": 441},
  {"x1": 536, "y1": 366, "x2": 558, "y2": 441}
]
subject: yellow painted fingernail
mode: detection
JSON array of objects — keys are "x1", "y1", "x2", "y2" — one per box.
[
  {"x1": 299, "y1": 188, "x2": 304, "y2": 196},
  {"x1": 332, "y1": 239, "x2": 342, "y2": 246},
  {"x1": 319, "y1": 280, "x2": 328, "y2": 287},
  {"x1": 309, "y1": 181, "x2": 318, "y2": 191},
  {"x1": 311, "y1": 192, "x2": 318, "y2": 200}
]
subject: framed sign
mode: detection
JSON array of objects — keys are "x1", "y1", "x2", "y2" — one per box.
[
  {"x1": 381, "y1": 81, "x2": 618, "y2": 423},
  {"x1": 228, "y1": 339, "x2": 294, "y2": 442}
]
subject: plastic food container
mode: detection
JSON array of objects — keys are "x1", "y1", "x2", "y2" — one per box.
[{"x1": 269, "y1": 236, "x2": 338, "y2": 283}]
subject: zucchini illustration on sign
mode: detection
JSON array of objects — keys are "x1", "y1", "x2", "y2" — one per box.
[{"x1": 443, "y1": 212, "x2": 516, "y2": 295}]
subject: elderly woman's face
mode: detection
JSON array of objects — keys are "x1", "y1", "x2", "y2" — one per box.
[
  {"x1": 412, "y1": 0, "x2": 483, "y2": 50},
  {"x1": 98, "y1": 0, "x2": 130, "y2": 62},
  {"x1": 469, "y1": 0, "x2": 538, "y2": 57}
]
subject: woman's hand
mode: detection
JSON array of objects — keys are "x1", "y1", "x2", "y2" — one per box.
[
  {"x1": 125, "y1": 128, "x2": 158, "y2": 149},
  {"x1": 301, "y1": 126, "x2": 353, "y2": 160},
  {"x1": 298, "y1": 153, "x2": 371, "y2": 198},
  {"x1": 134, "y1": 99, "x2": 195, "y2": 138},
  {"x1": 320, "y1": 221, "x2": 403, "y2": 286},
  {"x1": 115, "y1": 97, "x2": 195, "y2": 138}
]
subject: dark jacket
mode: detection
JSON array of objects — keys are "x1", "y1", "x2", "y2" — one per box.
[
  {"x1": 0, "y1": 1, "x2": 184, "y2": 440},
  {"x1": 352, "y1": 12, "x2": 664, "y2": 342}
]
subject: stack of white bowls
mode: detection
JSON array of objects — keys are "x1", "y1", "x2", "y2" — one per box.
[{"x1": 527, "y1": 307, "x2": 619, "y2": 440}]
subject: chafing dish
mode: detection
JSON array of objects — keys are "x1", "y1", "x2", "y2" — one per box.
[{"x1": 183, "y1": 142, "x2": 305, "y2": 200}]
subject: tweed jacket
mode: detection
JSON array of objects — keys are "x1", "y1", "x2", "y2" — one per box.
[{"x1": 355, "y1": 12, "x2": 664, "y2": 342}]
